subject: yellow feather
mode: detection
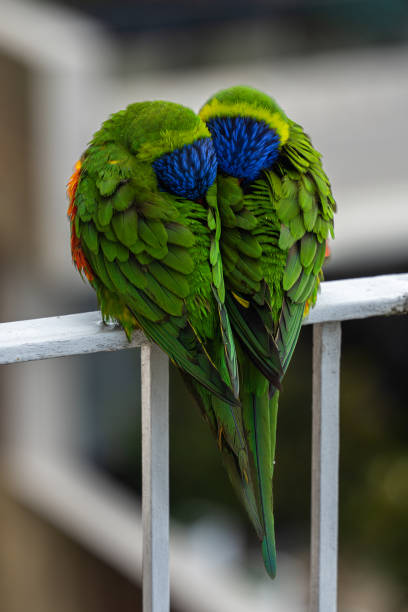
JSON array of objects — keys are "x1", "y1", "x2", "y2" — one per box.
[
  {"x1": 232, "y1": 291, "x2": 250, "y2": 308},
  {"x1": 199, "y1": 98, "x2": 290, "y2": 145}
]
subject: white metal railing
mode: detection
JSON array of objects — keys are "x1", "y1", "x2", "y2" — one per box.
[{"x1": 1, "y1": 273, "x2": 407, "y2": 612}]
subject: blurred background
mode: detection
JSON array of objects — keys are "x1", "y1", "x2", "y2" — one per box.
[{"x1": 0, "y1": 0, "x2": 407, "y2": 610}]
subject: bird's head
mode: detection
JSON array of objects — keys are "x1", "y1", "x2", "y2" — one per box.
[
  {"x1": 199, "y1": 86, "x2": 290, "y2": 182},
  {"x1": 126, "y1": 101, "x2": 217, "y2": 200}
]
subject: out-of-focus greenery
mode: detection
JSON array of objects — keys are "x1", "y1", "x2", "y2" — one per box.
[{"x1": 339, "y1": 314, "x2": 408, "y2": 588}]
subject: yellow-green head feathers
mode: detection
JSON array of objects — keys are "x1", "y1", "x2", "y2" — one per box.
[
  {"x1": 87, "y1": 101, "x2": 218, "y2": 200},
  {"x1": 199, "y1": 86, "x2": 290, "y2": 146},
  {"x1": 125, "y1": 101, "x2": 212, "y2": 163}
]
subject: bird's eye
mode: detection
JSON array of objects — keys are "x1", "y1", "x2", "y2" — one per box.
[
  {"x1": 207, "y1": 116, "x2": 280, "y2": 182},
  {"x1": 153, "y1": 138, "x2": 217, "y2": 200}
]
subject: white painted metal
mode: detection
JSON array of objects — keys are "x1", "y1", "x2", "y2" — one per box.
[
  {"x1": 304, "y1": 273, "x2": 408, "y2": 325},
  {"x1": 1, "y1": 274, "x2": 407, "y2": 365},
  {"x1": 310, "y1": 322, "x2": 342, "y2": 612},
  {"x1": 0, "y1": 312, "x2": 146, "y2": 364},
  {"x1": 141, "y1": 344, "x2": 170, "y2": 612}
]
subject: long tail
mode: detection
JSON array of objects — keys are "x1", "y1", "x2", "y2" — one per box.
[
  {"x1": 182, "y1": 356, "x2": 279, "y2": 578},
  {"x1": 184, "y1": 372, "x2": 254, "y2": 498},
  {"x1": 261, "y1": 390, "x2": 279, "y2": 577},
  {"x1": 241, "y1": 355, "x2": 279, "y2": 578},
  {"x1": 221, "y1": 450, "x2": 264, "y2": 539}
]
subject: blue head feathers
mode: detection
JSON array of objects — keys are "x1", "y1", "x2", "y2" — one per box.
[
  {"x1": 207, "y1": 115, "x2": 280, "y2": 181},
  {"x1": 153, "y1": 138, "x2": 217, "y2": 200},
  {"x1": 199, "y1": 85, "x2": 290, "y2": 181}
]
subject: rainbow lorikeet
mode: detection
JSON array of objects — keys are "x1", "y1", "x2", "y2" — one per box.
[
  {"x1": 67, "y1": 101, "x2": 259, "y2": 485},
  {"x1": 200, "y1": 86, "x2": 336, "y2": 577}
]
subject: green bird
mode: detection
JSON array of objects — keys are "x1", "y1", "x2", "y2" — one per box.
[
  {"x1": 67, "y1": 101, "x2": 256, "y2": 511},
  {"x1": 200, "y1": 85, "x2": 336, "y2": 577}
]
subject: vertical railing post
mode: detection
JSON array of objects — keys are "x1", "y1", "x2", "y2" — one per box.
[
  {"x1": 310, "y1": 322, "x2": 342, "y2": 612},
  {"x1": 141, "y1": 343, "x2": 170, "y2": 612}
]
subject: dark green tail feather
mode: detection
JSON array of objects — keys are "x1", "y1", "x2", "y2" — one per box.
[
  {"x1": 212, "y1": 287, "x2": 240, "y2": 398},
  {"x1": 183, "y1": 374, "x2": 261, "y2": 530},
  {"x1": 221, "y1": 450, "x2": 264, "y2": 539},
  {"x1": 275, "y1": 296, "x2": 305, "y2": 373},
  {"x1": 261, "y1": 389, "x2": 279, "y2": 578},
  {"x1": 181, "y1": 325, "x2": 281, "y2": 578},
  {"x1": 240, "y1": 352, "x2": 279, "y2": 578},
  {"x1": 225, "y1": 292, "x2": 283, "y2": 387},
  {"x1": 140, "y1": 316, "x2": 239, "y2": 407}
]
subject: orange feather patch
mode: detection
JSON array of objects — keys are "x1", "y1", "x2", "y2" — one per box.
[{"x1": 67, "y1": 160, "x2": 94, "y2": 282}]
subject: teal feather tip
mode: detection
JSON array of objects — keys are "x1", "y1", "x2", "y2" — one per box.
[{"x1": 262, "y1": 536, "x2": 277, "y2": 579}]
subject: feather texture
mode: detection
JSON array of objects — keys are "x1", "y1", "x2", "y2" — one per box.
[
  {"x1": 201, "y1": 85, "x2": 336, "y2": 577},
  {"x1": 67, "y1": 103, "x2": 251, "y2": 460},
  {"x1": 68, "y1": 91, "x2": 336, "y2": 580}
]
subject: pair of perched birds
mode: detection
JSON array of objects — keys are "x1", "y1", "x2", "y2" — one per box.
[{"x1": 67, "y1": 86, "x2": 335, "y2": 578}]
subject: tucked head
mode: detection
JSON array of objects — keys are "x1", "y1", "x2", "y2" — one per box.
[
  {"x1": 199, "y1": 86, "x2": 290, "y2": 182},
  {"x1": 125, "y1": 101, "x2": 217, "y2": 200}
]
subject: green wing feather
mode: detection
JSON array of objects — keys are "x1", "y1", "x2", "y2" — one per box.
[
  {"x1": 213, "y1": 114, "x2": 336, "y2": 578},
  {"x1": 72, "y1": 108, "x2": 241, "y2": 408},
  {"x1": 70, "y1": 103, "x2": 257, "y2": 505},
  {"x1": 226, "y1": 118, "x2": 336, "y2": 375}
]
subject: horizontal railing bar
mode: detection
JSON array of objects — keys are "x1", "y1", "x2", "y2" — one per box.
[
  {"x1": 0, "y1": 274, "x2": 407, "y2": 365},
  {"x1": 0, "y1": 311, "x2": 147, "y2": 365},
  {"x1": 304, "y1": 273, "x2": 408, "y2": 325}
]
